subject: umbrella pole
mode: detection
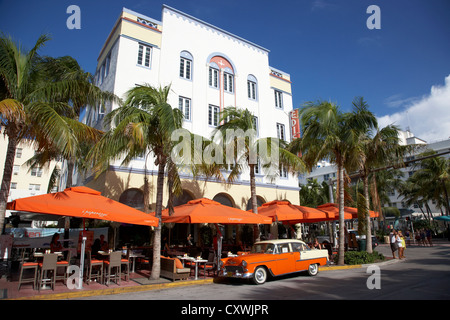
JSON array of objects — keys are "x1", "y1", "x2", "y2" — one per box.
[
  {"x1": 78, "y1": 234, "x2": 86, "y2": 289},
  {"x1": 78, "y1": 218, "x2": 86, "y2": 289},
  {"x1": 214, "y1": 224, "x2": 223, "y2": 274}
]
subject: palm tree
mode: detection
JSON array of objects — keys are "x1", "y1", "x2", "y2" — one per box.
[
  {"x1": 0, "y1": 34, "x2": 106, "y2": 233},
  {"x1": 89, "y1": 84, "x2": 183, "y2": 280},
  {"x1": 214, "y1": 106, "x2": 305, "y2": 241},
  {"x1": 350, "y1": 121, "x2": 402, "y2": 253},
  {"x1": 292, "y1": 99, "x2": 377, "y2": 265},
  {"x1": 299, "y1": 179, "x2": 330, "y2": 207},
  {"x1": 408, "y1": 151, "x2": 450, "y2": 215}
]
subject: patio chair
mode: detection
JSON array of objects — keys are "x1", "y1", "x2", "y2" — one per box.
[
  {"x1": 85, "y1": 251, "x2": 103, "y2": 285},
  {"x1": 55, "y1": 250, "x2": 71, "y2": 285},
  {"x1": 103, "y1": 251, "x2": 122, "y2": 286},
  {"x1": 121, "y1": 249, "x2": 130, "y2": 281},
  {"x1": 199, "y1": 251, "x2": 216, "y2": 277},
  {"x1": 37, "y1": 253, "x2": 58, "y2": 291},
  {"x1": 18, "y1": 250, "x2": 39, "y2": 290}
]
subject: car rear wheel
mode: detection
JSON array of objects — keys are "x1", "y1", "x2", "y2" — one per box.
[
  {"x1": 307, "y1": 263, "x2": 319, "y2": 276},
  {"x1": 252, "y1": 266, "x2": 268, "y2": 285}
]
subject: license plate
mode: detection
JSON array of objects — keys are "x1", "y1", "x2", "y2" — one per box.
[{"x1": 227, "y1": 272, "x2": 234, "y2": 277}]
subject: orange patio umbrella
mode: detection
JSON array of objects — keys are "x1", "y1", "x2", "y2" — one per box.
[
  {"x1": 7, "y1": 186, "x2": 159, "y2": 227},
  {"x1": 316, "y1": 203, "x2": 353, "y2": 220},
  {"x1": 342, "y1": 206, "x2": 379, "y2": 219},
  {"x1": 293, "y1": 205, "x2": 336, "y2": 223},
  {"x1": 256, "y1": 200, "x2": 304, "y2": 223},
  {"x1": 316, "y1": 203, "x2": 378, "y2": 220},
  {"x1": 158, "y1": 198, "x2": 272, "y2": 225}
]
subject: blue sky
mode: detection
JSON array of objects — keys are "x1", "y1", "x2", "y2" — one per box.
[{"x1": 1, "y1": 0, "x2": 449, "y2": 142}]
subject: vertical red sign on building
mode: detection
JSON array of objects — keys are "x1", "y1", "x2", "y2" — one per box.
[{"x1": 289, "y1": 109, "x2": 302, "y2": 156}]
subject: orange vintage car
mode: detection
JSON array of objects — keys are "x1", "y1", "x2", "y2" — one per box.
[{"x1": 219, "y1": 239, "x2": 328, "y2": 284}]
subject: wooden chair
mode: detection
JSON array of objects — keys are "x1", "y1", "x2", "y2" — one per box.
[
  {"x1": 103, "y1": 251, "x2": 121, "y2": 286},
  {"x1": 199, "y1": 252, "x2": 216, "y2": 277},
  {"x1": 121, "y1": 249, "x2": 130, "y2": 282},
  {"x1": 18, "y1": 250, "x2": 39, "y2": 290},
  {"x1": 56, "y1": 251, "x2": 71, "y2": 285},
  {"x1": 37, "y1": 253, "x2": 58, "y2": 291},
  {"x1": 85, "y1": 251, "x2": 103, "y2": 285}
]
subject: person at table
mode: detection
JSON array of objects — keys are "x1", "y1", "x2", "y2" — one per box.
[
  {"x1": 161, "y1": 236, "x2": 169, "y2": 256},
  {"x1": 186, "y1": 234, "x2": 193, "y2": 246},
  {"x1": 50, "y1": 233, "x2": 63, "y2": 253},
  {"x1": 99, "y1": 234, "x2": 109, "y2": 251},
  {"x1": 91, "y1": 238, "x2": 101, "y2": 258}
]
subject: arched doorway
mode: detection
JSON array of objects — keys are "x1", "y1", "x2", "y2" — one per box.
[
  {"x1": 119, "y1": 188, "x2": 144, "y2": 210},
  {"x1": 246, "y1": 196, "x2": 266, "y2": 211},
  {"x1": 213, "y1": 193, "x2": 235, "y2": 208}
]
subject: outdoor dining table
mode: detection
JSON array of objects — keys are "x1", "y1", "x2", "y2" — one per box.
[
  {"x1": 128, "y1": 251, "x2": 145, "y2": 273},
  {"x1": 177, "y1": 256, "x2": 208, "y2": 280}
]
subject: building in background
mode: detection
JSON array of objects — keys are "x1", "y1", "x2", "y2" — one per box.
[
  {"x1": 0, "y1": 130, "x2": 61, "y2": 227},
  {"x1": 298, "y1": 128, "x2": 450, "y2": 218}
]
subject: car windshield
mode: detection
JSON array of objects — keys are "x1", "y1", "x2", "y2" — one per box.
[{"x1": 251, "y1": 243, "x2": 276, "y2": 254}]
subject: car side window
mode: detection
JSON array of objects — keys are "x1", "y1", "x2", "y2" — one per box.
[
  {"x1": 276, "y1": 243, "x2": 291, "y2": 254},
  {"x1": 291, "y1": 242, "x2": 302, "y2": 252}
]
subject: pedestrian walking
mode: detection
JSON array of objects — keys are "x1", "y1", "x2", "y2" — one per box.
[
  {"x1": 397, "y1": 230, "x2": 405, "y2": 259},
  {"x1": 390, "y1": 229, "x2": 398, "y2": 259},
  {"x1": 426, "y1": 228, "x2": 433, "y2": 246}
]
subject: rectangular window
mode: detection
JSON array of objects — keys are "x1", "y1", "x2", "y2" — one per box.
[
  {"x1": 11, "y1": 182, "x2": 17, "y2": 189},
  {"x1": 274, "y1": 90, "x2": 283, "y2": 109},
  {"x1": 29, "y1": 184, "x2": 40, "y2": 191},
  {"x1": 224, "y1": 73, "x2": 233, "y2": 93},
  {"x1": 276, "y1": 123, "x2": 286, "y2": 141},
  {"x1": 180, "y1": 57, "x2": 191, "y2": 79},
  {"x1": 209, "y1": 68, "x2": 219, "y2": 88},
  {"x1": 178, "y1": 97, "x2": 191, "y2": 121},
  {"x1": 252, "y1": 116, "x2": 259, "y2": 136},
  {"x1": 13, "y1": 165, "x2": 20, "y2": 175},
  {"x1": 137, "y1": 43, "x2": 151, "y2": 67},
  {"x1": 280, "y1": 164, "x2": 288, "y2": 178},
  {"x1": 104, "y1": 54, "x2": 110, "y2": 78},
  {"x1": 16, "y1": 148, "x2": 22, "y2": 158},
  {"x1": 208, "y1": 105, "x2": 220, "y2": 127},
  {"x1": 31, "y1": 167, "x2": 43, "y2": 177},
  {"x1": 247, "y1": 81, "x2": 256, "y2": 100}
]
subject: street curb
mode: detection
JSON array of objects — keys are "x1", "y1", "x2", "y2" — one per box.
[{"x1": 7, "y1": 278, "x2": 214, "y2": 300}]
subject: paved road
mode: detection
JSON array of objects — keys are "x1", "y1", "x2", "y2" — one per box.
[{"x1": 72, "y1": 240, "x2": 450, "y2": 301}]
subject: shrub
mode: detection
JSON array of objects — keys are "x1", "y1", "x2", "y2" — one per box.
[{"x1": 334, "y1": 251, "x2": 385, "y2": 265}]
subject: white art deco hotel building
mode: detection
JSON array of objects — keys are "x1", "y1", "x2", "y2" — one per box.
[{"x1": 83, "y1": 5, "x2": 300, "y2": 230}]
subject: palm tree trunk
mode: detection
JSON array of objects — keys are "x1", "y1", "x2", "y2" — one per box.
[
  {"x1": 150, "y1": 159, "x2": 165, "y2": 280},
  {"x1": 249, "y1": 164, "x2": 260, "y2": 242},
  {"x1": 0, "y1": 133, "x2": 18, "y2": 234},
  {"x1": 337, "y1": 161, "x2": 345, "y2": 266},
  {"x1": 442, "y1": 180, "x2": 450, "y2": 215},
  {"x1": 363, "y1": 174, "x2": 373, "y2": 253}
]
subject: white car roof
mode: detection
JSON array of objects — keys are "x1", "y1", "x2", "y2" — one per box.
[{"x1": 255, "y1": 239, "x2": 307, "y2": 245}]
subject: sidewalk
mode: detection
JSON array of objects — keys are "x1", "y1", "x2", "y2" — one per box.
[{"x1": 3, "y1": 239, "x2": 448, "y2": 300}]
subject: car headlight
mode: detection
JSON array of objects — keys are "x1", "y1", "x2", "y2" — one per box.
[{"x1": 242, "y1": 260, "x2": 247, "y2": 267}]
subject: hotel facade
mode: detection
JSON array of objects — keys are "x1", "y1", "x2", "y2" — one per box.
[{"x1": 82, "y1": 6, "x2": 300, "y2": 238}]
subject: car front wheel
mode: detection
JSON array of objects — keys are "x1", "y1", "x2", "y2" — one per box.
[
  {"x1": 252, "y1": 266, "x2": 268, "y2": 285},
  {"x1": 307, "y1": 263, "x2": 319, "y2": 276}
]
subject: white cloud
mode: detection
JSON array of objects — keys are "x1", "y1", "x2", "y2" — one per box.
[{"x1": 377, "y1": 75, "x2": 450, "y2": 143}]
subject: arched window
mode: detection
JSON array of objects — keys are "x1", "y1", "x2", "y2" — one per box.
[
  {"x1": 246, "y1": 196, "x2": 265, "y2": 211},
  {"x1": 180, "y1": 51, "x2": 193, "y2": 80},
  {"x1": 208, "y1": 56, "x2": 234, "y2": 93},
  {"x1": 247, "y1": 74, "x2": 258, "y2": 100}
]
